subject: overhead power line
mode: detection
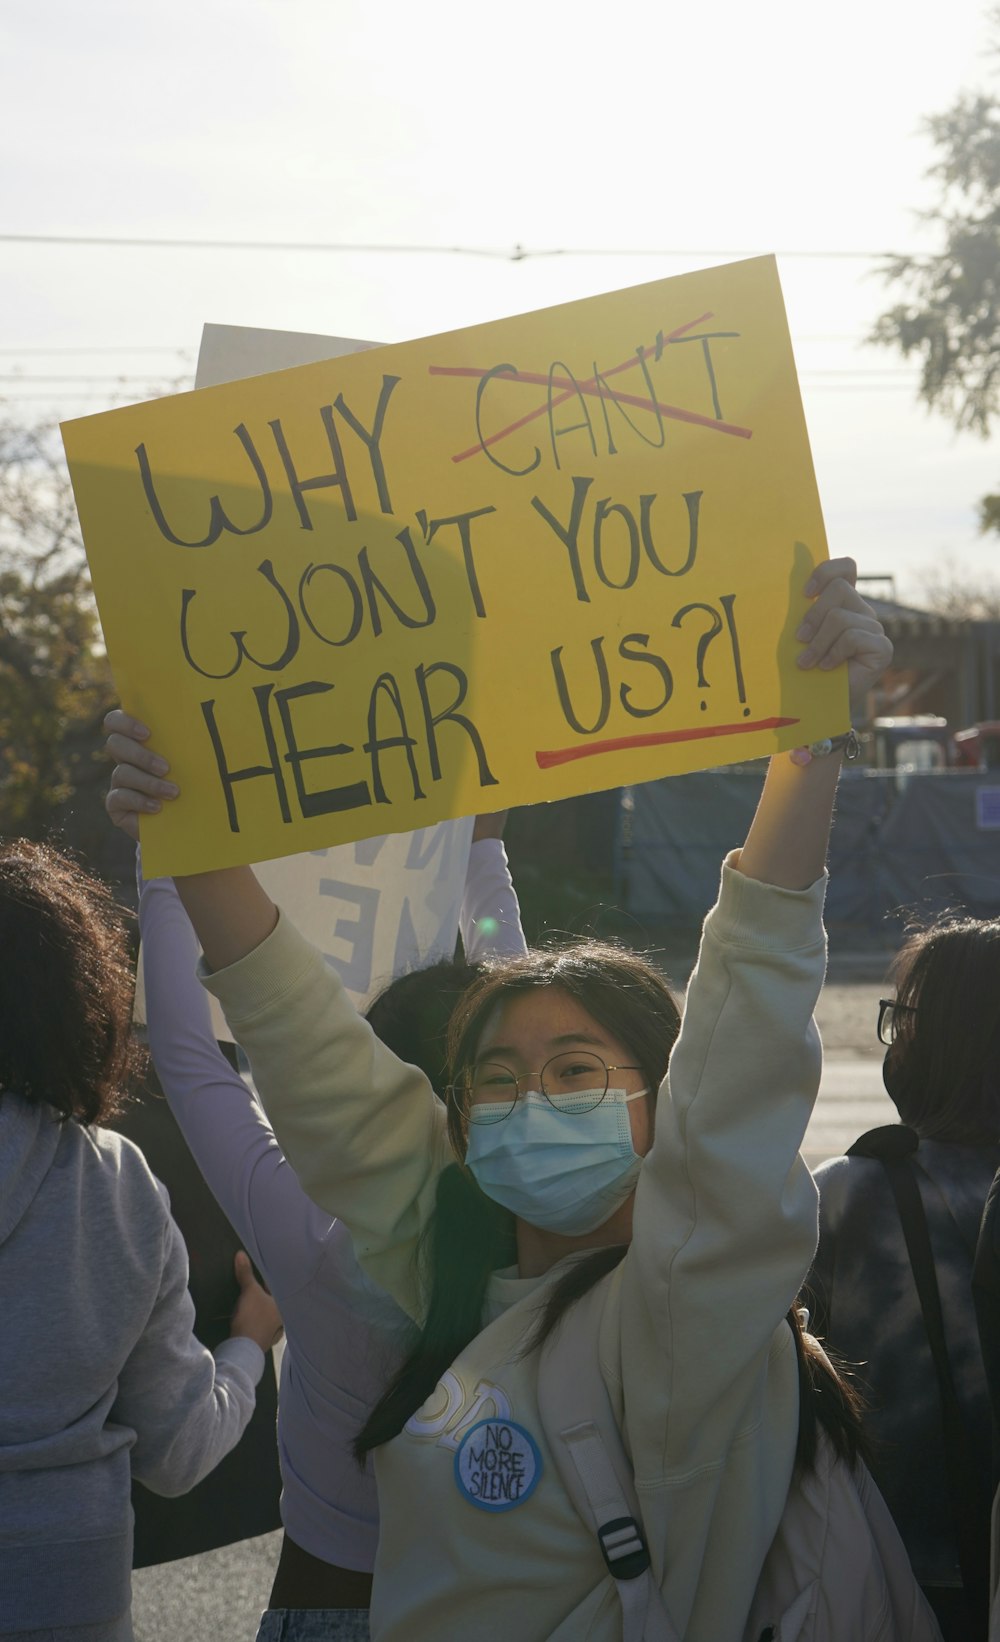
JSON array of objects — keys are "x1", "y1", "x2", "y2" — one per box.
[
  {"x1": 1, "y1": 382, "x2": 923, "y2": 408},
  {"x1": 0, "y1": 366, "x2": 922, "y2": 392},
  {"x1": 0, "y1": 370, "x2": 918, "y2": 385},
  {"x1": 0, "y1": 231, "x2": 900, "y2": 261},
  {"x1": 0, "y1": 373, "x2": 194, "y2": 384},
  {"x1": 0, "y1": 333, "x2": 870, "y2": 357},
  {"x1": 0, "y1": 346, "x2": 194, "y2": 356}
]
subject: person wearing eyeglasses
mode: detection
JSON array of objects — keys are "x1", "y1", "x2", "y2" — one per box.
[
  {"x1": 103, "y1": 561, "x2": 911, "y2": 1642},
  {"x1": 806, "y1": 917, "x2": 1000, "y2": 1641}
]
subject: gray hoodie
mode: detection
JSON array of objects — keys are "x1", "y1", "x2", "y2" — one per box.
[{"x1": 0, "y1": 1092, "x2": 264, "y2": 1633}]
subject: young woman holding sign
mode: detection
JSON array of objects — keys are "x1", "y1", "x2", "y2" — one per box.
[{"x1": 104, "y1": 560, "x2": 934, "y2": 1641}]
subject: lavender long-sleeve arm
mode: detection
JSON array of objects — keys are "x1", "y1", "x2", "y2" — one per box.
[
  {"x1": 459, "y1": 838, "x2": 528, "y2": 961},
  {"x1": 137, "y1": 861, "x2": 420, "y2": 1567},
  {"x1": 139, "y1": 863, "x2": 332, "y2": 1295}
]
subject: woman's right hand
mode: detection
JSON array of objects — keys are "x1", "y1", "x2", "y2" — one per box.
[
  {"x1": 104, "y1": 705, "x2": 277, "y2": 968},
  {"x1": 228, "y1": 1251, "x2": 284, "y2": 1354},
  {"x1": 103, "y1": 708, "x2": 179, "y2": 840}
]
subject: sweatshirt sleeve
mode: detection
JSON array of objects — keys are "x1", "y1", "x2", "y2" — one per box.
[
  {"x1": 201, "y1": 914, "x2": 453, "y2": 1319},
  {"x1": 620, "y1": 851, "x2": 826, "y2": 1483},
  {"x1": 139, "y1": 865, "x2": 333, "y2": 1298},
  {"x1": 459, "y1": 839, "x2": 528, "y2": 961},
  {"x1": 113, "y1": 1207, "x2": 264, "y2": 1497}
]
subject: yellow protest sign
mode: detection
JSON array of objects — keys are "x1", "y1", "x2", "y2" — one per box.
[{"x1": 63, "y1": 255, "x2": 845, "y2": 877}]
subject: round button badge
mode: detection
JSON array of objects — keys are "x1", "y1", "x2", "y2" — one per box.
[{"x1": 454, "y1": 1417, "x2": 542, "y2": 1512}]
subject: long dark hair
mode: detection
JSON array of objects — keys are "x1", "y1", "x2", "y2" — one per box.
[
  {"x1": 355, "y1": 940, "x2": 681, "y2": 1459},
  {"x1": 884, "y1": 913, "x2": 1000, "y2": 1143},
  {"x1": 0, "y1": 838, "x2": 143, "y2": 1124},
  {"x1": 354, "y1": 1163, "x2": 516, "y2": 1457},
  {"x1": 787, "y1": 1301, "x2": 871, "y2": 1472}
]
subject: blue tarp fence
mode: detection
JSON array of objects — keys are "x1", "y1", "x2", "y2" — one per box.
[{"x1": 615, "y1": 770, "x2": 1000, "y2": 937}]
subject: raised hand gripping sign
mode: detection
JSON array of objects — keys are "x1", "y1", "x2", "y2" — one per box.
[{"x1": 62, "y1": 255, "x2": 845, "y2": 877}]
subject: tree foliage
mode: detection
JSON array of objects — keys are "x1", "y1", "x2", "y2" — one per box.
[
  {"x1": 871, "y1": 20, "x2": 1000, "y2": 533},
  {"x1": 0, "y1": 418, "x2": 114, "y2": 841},
  {"x1": 919, "y1": 552, "x2": 1000, "y2": 620},
  {"x1": 872, "y1": 91, "x2": 1000, "y2": 437}
]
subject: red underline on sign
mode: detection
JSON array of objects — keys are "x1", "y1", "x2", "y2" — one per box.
[
  {"x1": 534, "y1": 716, "x2": 800, "y2": 769},
  {"x1": 428, "y1": 311, "x2": 753, "y2": 463}
]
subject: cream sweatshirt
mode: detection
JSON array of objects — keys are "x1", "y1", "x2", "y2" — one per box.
[{"x1": 203, "y1": 854, "x2": 826, "y2": 1642}]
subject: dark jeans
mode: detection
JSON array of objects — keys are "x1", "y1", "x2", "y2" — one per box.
[{"x1": 255, "y1": 1613, "x2": 370, "y2": 1642}]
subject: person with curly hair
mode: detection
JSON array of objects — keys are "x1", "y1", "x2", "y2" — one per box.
[{"x1": 0, "y1": 839, "x2": 282, "y2": 1642}]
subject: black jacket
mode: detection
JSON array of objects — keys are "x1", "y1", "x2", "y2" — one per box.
[{"x1": 807, "y1": 1136, "x2": 1000, "y2": 1587}]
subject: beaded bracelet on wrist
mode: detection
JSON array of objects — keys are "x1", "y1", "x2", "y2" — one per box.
[{"x1": 788, "y1": 728, "x2": 861, "y2": 767}]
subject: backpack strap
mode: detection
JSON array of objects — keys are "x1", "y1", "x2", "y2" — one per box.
[
  {"x1": 973, "y1": 1167, "x2": 1000, "y2": 1465},
  {"x1": 848, "y1": 1124, "x2": 990, "y2": 1628},
  {"x1": 561, "y1": 1421, "x2": 676, "y2": 1642},
  {"x1": 535, "y1": 1268, "x2": 680, "y2": 1642}
]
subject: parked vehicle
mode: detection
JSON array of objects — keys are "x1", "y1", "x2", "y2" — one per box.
[
  {"x1": 951, "y1": 722, "x2": 1000, "y2": 772},
  {"x1": 871, "y1": 716, "x2": 951, "y2": 775}
]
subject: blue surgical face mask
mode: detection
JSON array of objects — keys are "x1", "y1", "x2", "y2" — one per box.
[{"x1": 464, "y1": 1087, "x2": 648, "y2": 1236}]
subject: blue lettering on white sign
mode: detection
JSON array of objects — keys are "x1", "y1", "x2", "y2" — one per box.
[{"x1": 319, "y1": 878, "x2": 380, "y2": 991}]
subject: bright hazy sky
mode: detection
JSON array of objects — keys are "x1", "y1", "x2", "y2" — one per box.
[{"x1": 3, "y1": 0, "x2": 998, "y2": 603}]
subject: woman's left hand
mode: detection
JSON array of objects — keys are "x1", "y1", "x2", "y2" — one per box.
[{"x1": 795, "y1": 556, "x2": 893, "y2": 711}]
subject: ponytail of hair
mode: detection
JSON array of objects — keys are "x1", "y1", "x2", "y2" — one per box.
[
  {"x1": 357, "y1": 1201, "x2": 870, "y2": 1476},
  {"x1": 788, "y1": 1302, "x2": 872, "y2": 1473},
  {"x1": 354, "y1": 1164, "x2": 515, "y2": 1461}
]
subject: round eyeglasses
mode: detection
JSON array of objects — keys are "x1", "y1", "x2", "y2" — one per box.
[
  {"x1": 453, "y1": 1050, "x2": 644, "y2": 1125},
  {"x1": 877, "y1": 998, "x2": 918, "y2": 1047}
]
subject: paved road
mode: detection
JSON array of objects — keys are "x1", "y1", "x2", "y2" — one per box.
[
  {"x1": 804, "y1": 1050, "x2": 894, "y2": 1170},
  {"x1": 132, "y1": 1530, "x2": 281, "y2": 1639},
  {"x1": 131, "y1": 1049, "x2": 893, "y2": 1638}
]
